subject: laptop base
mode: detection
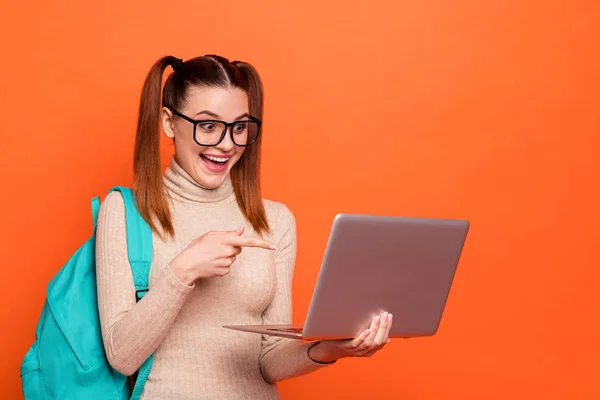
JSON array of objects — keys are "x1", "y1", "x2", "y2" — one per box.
[{"x1": 223, "y1": 324, "x2": 307, "y2": 340}]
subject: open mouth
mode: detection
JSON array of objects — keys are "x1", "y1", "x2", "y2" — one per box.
[{"x1": 200, "y1": 154, "x2": 231, "y2": 173}]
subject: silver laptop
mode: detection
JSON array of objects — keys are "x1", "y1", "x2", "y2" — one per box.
[{"x1": 223, "y1": 213, "x2": 470, "y2": 341}]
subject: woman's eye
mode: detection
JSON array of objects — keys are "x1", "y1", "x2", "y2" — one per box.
[
  {"x1": 233, "y1": 123, "x2": 247, "y2": 133},
  {"x1": 199, "y1": 123, "x2": 216, "y2": 131}
]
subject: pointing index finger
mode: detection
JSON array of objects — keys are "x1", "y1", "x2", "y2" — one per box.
[{"x1": 227, "y1": 236, "x2": 277, "y2": 250}]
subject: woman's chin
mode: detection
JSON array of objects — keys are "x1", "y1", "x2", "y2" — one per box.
[
  {"x1": 183, "y1": 154, "x2": 236, "y2": 189},
  {"x1": 194, "y1": 173, "x2": 227, "y2": 189},
  {"x1": 193, "y1": 166, "x2": 230, "y2": 189}
]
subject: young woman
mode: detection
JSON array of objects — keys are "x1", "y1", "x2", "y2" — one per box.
[{"x1": 96, "y1": 54, "x2": 393, "y2": 399}]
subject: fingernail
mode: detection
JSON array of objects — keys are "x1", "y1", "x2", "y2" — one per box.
[
  {"x1": 374, "y1": 316, "x2": 381, "y2": 324},
  {"x1": 386, "y1": 339, "x2": 391, "y2": 343},
  {"x1": 388, "y1": 313, "x2": 393, "y2": 322},
  {"x1": 269, "y1": 244, "x2": 277, "y2": 250},
  {"x1": 236, "y1": 226, "x2": 244, "y2": 232}
]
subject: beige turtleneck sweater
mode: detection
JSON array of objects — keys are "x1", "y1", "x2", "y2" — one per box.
[{"x1": 95, "y1": 157, "x2": 330, "y2": 399}]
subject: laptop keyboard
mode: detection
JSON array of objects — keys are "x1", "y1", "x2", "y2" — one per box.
[{"x1": 267, "y1": 327, "x2": 303, "y2": 333}]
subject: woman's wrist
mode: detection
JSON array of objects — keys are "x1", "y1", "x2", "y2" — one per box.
[
  {"x1": 168, "y1": 258, "x2": 195, "y2": 286},
  {"x1": 307, "y1": 341, "x2": 340, "y2": 364}
]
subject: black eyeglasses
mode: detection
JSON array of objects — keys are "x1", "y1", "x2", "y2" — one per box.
[{"x1": 170, "y1": 109, "x2": 262, "y2": 147}]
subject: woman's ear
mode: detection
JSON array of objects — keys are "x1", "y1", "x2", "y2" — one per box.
[{"x1": 161, "y1": 107, "x2": 175, "y2": 139}]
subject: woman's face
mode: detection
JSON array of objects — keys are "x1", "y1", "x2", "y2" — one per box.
[{"x1": 162, "y1": 86, "x2": 249, "y2": 189}]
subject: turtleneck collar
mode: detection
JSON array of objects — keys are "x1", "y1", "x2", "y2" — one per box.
[{"x1": 163, "y1": 156, "x2": 235, "y2": 204}]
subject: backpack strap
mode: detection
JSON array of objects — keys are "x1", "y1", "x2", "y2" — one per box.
[
  {"x1": 91, "y1": 196, "x2": 101, "y2": 234},
  {"x1": 130, "y1": 357, "x2": 154, "y2": 400},
  {"x1": 108, "y1": 187, "x2": 153, "y2": 299},
  {"x1": 106, "y1": 187, "x2": 155, "y2": 400}
]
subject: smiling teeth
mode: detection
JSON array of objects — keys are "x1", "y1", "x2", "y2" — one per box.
[{"x1": 204, "y1": 155, "x2": 229, "y2": 162}]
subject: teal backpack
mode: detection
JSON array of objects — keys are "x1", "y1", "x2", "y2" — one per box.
[{"x1": 20, "y1": 187, "x2": 155, "y2": 400}]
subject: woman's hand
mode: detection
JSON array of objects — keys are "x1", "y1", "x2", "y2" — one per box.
[
  {"x1": 308, "y1": 312, "x2": 393, "y2": 363},
  {"x1": 169, "y1": 226, "x2": 276, "y2": 285}
]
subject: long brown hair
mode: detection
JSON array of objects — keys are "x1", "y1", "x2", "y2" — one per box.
[{"x1": 133, "y1": 54, "x2": 269, "y2": 239}]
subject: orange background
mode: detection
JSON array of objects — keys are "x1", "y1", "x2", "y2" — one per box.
[{"x1": 1, "y1": 1, "x2": 599, "y2": 399}]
